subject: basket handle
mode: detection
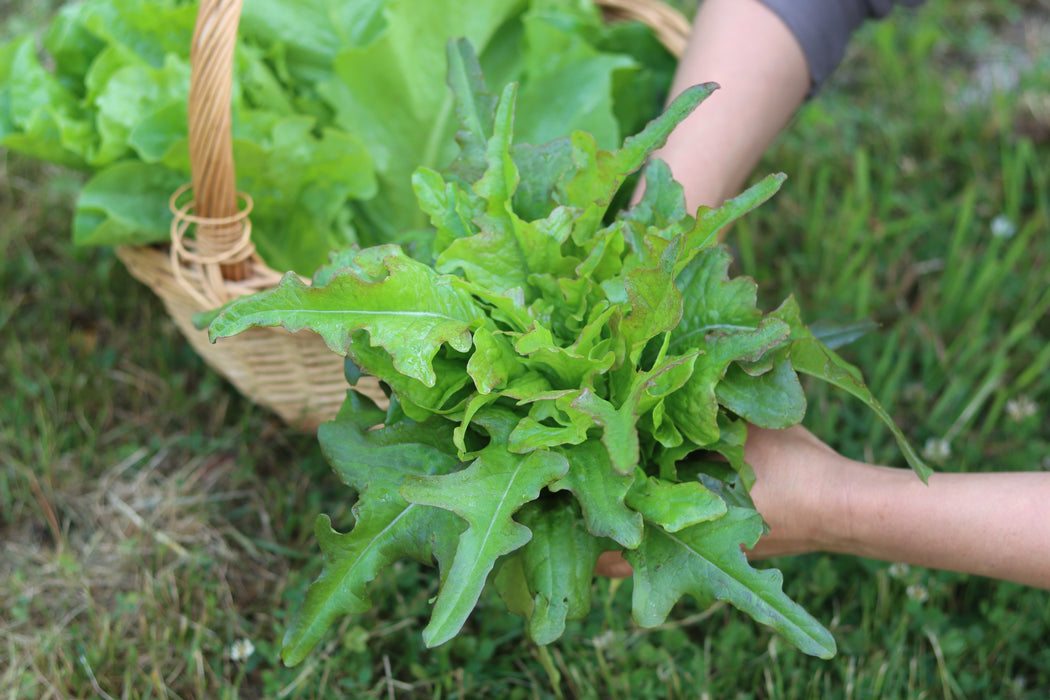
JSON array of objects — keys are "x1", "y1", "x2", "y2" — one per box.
[{"x1": 186, "y1": 0, "x2": 251, "y2": 282}]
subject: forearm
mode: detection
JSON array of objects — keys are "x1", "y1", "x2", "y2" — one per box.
[
  {"x1": 827, "y1": 462, "x2": 1050, "y2": 589},
  {"x1": 743, "y1": 426, "x2": 1050, "y2": 589},
  {"x1": 652, "y1": 0, "x2": 809, "y2": 210}
]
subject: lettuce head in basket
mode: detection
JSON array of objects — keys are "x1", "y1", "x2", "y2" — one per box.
[{"x1": 199, "y1": 40, "x2": 929, "y2": 665}]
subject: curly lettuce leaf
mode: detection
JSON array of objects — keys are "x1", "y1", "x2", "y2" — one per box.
[
  {"x1": 626, "y1": 508, "x2": 837, "y2": 659},
  {"x1": 203, "y1": 248, "x2": 483, "y2": 387},
  {"x1": 549, "y1": 441, "x2": 642, "y2": 548}
]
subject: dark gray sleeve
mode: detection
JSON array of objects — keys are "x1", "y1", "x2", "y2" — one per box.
[{"x1": 758, "y1": 0, "x2": 927, "y2": 92}]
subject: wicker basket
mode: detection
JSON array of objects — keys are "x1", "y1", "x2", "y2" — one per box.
[{"x1": 115, "y1": 0, "x2": 691, "y2": 432}]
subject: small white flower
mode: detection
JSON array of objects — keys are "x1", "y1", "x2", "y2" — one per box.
[
  {"x1": 906, "y1": 584, "x2": 929, "y2": 604},
  {"x1": 991, "y1": 214, "x2": 1016, "y2": 239},
  {"x1": 1005, "y1": 395, "x2": 1037, "y2": 422},
  {"x1": 922, "y1": 437, "x2": 952, "y2": 462},
  {"x1": 588, "y1": 630, "x2": 617, "y2": 650},
  {"x1": 230, "y1": 638, "x2": 255, "y2": 662},
  {"x1": 888, "y1": 562, "x2": 911, "y2": 580}
]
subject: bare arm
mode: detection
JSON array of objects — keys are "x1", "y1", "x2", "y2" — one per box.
[
  {"x1": 648, "y1": 0, "x2": 809, "y2": 210},
  {"x1": 842, "y1": 467, "x2": 1050, "y2": 588},
  {"x1": 745, "y1": 426, "x2": 1050, "y2": 589}
]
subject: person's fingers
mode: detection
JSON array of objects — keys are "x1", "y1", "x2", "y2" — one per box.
[{"x1": 595, "y1": 551, "x2": 633, "y2": 578}]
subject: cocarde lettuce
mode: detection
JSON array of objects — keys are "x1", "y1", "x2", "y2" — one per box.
[{"x1": 201, "y1": 40, "x2": 930, "y2": 665}]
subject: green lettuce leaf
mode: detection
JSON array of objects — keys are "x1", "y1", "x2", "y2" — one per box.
[
  {"x1": 549, "y1": 441, "x2": 642, "y2": 548},
  {"x1": 317, "y1": 0, "x2": 526, "y2": 240},
  {"x1": 493, "y1": 495, "x2": 603, "y2": 645},
  {"x1": 772, "y1": 297, "x2": 932, "y2": 481},
  {"x1": 203, "y1": 248, "x2": 483, "y2": 387},
  {"x1": 716, "y1": 356, "x2": 807, "y2": 429},
  {"x1": 72, "y1": 162, "x2": 186, "y2": 246},
  {"x1": 513, "y1": 8, "x2": 635, "y2": 149},
  {"x1": 281, "y1": 416, "x2": 463, "y2": 666},
  {"x1": 626, "y1": 508, "x2": 837, "y2": 659},
  {"x1": 400, "y1": 432, "x2": 570, "y2": 647}
]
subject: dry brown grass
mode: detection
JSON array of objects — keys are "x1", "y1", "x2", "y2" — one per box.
[{"x1": 1, "y1": 440, "x2": 290, "y2": 698}]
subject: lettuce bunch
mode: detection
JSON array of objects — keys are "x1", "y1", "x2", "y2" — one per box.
[{"x1": 202, "y1": 41, "x2": 929, "y2": 664}]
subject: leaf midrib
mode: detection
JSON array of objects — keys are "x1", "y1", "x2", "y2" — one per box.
[{"x1": 295, "y1": 501, "x2": 419, "y2": 655}]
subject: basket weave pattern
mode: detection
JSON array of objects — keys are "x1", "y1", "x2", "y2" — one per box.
[{"x1": 116, "y1": 0, "x2": 691, "y2": 432}]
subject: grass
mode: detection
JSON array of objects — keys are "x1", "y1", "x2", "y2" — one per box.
[{"x1": 2, "y1": 0, "x2": 1049, "y2": 697}]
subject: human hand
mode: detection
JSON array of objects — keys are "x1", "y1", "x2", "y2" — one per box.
[
  {"x1": 595, "y1": 425, "x2": 852, "y2": 577},
  {"x1": 739, "y1": 424, "x2": 848, "y2": 559}
]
